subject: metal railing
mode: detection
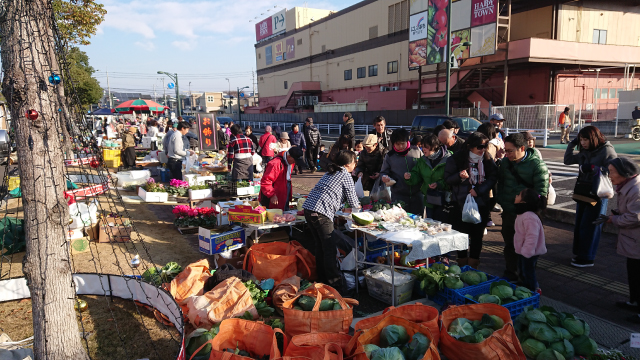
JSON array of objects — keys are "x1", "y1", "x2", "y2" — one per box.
[{"x1": 241, "y1": 121, "x2": 409, "y2": 136}]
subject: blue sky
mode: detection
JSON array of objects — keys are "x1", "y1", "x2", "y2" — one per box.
[{"x1": 82, "y1": 0, "x2": 361, "y2": 98}]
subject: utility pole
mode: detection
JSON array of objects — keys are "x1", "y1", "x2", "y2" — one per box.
[
  {"x1": 107, "y1": 67, "x2": 113, "y2": 109},
  {"x1": 189, "y1": 81, "x2": 192, "y2": 113},
  {"x1": 153, "y1": 84, "x2": 156, "y2": 102},
  {"x1": 252, "y1": 70, "x2": 256, "y2": 96},
  {"x1": 238, "y1": 86, "x2": 249, "y2": 124}
]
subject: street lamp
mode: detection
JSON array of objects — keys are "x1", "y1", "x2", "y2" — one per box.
[
  {"x1": 225, "y1": 78, "x2": 231, "y2": 97},
  {"x1": 445, "y1": 38, "x2": 472, "y2": 116},
  {"x1": 157, "y1": 71, "x2": 182, "y2": 116},
  {"x1": 237, "y1": 86, "x2": 249, "y2": 124}
]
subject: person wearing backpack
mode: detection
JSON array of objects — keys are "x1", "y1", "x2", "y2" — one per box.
[
  {"x1": 258, "y1": 125, "x2": 278, "y2": 165},
  {"x1": 497, "y1": 133, "x2": 549, "y2": 281},
  {"x1": 304, "y1": 117, "x2": 322, "y2": 173}
]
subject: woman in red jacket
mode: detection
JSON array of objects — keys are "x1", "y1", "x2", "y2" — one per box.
[
  {"x1": 260, "y1": 150, "x2": 294, "y2": 211},
  {"x1": 258, "y1": 125, "x2": 278, "y2": 166}
]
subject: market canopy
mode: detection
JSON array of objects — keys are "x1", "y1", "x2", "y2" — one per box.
[
  {"x1": 111, "y1": 99, "x2": 169, "y2": 114},
  {"x1": 90, "y1": 108, "x2": 114, "y2": 115}
]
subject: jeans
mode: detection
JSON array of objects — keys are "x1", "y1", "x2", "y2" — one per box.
[
  {"x1": 304, "y1": 209, "x2": 343, "y2": 290},
  {"x1": 518, "y1": 255, "x2": 539, "y2": 291},
  {"x1": 452, "y1": 203, "x2": 489, "y2": 259},
  {"x1": 628, "y1": 258, "x2": 640, "y2": 304},
  {"x1": 306, "y1": 146, "x2": 319, "y2": 171},
  {"x1": 167, "y1": 158, "x2": 183, "y2": 180},
  {"x1": 573, "y1": 198, "x2": 608, "y2": 262},
  {"x1": 501, "y1": 212, "x2": 518, "y2": 280}
]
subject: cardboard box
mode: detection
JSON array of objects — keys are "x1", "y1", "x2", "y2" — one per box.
[
  {"x1": 189, "y1": 188, "x2": 213, "y2": 200},
  {"x1": 98, "y1": 217, "x2": 132, "y2": 243},
  {"x1": 138, "y1": 187, "x2": 168, "y2": 202},
  {"x1": 86, "y1": 222, "x2": 100, "y2": 241},
  {"x1": 215, "y1": 246, "x2": 248, "y2": 269},
  {"x1": 69, "y1": 237, "x2": 90, "y2": 254},
  {"x1": 198, "y1": 226, "x2": 245, "y2": 255},
  {"x1": 228, "y1": 205, "x2": 266, "y2": 224}
]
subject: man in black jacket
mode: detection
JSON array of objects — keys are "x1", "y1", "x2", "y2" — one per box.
[
  {"x1": 373, "y1": 116, "x2": 394, "y2": 155},
  {"x1": 304, "y1": 117, "x2": 322, "y2": 173},
  {"x1": 341, "y1": 112, "x2": 355, "y2": 149},
  {"x1": 438, "y1": 128, "x2": 465, "y2": 154}
]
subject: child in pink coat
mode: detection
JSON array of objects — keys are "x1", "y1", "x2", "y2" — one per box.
[{"x1": 514, "y1": 188, "x2": 548, "y2": 292}]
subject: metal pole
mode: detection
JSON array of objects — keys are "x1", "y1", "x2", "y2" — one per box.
[
  {"x1": 237, "y1": 87, "x2": 241, "y2": 124},
  {"x1": 106, "y1": 68, "x2": 113, "y2": 109},
  {"x1": 578, "y1": 105, "x2": 582, "y2": 130},
  {"x1": 544, "y1": 106, "x2": 549, "y2": 147},
  {"x1": 516, "y1": 106, "x2": 520, "y2": 130},
  {"x1": 175, "y1": 73, "x2": 182, "y2": 116},
  {"x1": 615, "y1": 102, "x2": 620, "y2": 138},
  {"x1": 594, "y1": 69, "x2": 600, "y2": 122},
  {"x1": 444, "y1": 1, "x2": 452, "y2": 116}
]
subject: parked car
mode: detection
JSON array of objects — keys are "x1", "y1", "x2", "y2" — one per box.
[
  {"x1": 0, "y1": 129, "x2": 10, "y2": 161},
  {"x1": 410, "y1": 115, "x2": 482, "y2": 139},
  {"x1": 216, "y1": 116, "x2": 233, "y2": 126}
]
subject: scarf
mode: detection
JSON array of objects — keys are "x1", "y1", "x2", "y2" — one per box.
[
  {"x1": 468, "y1": 151, "x2": 485, "y2": 185},
  {"x1": 293, "y1": 130, "x2": 299, "y2": 134},
  {"x1": 616, "y1": 174, "x2": 638, "y2": 192},
  {"x1": 282, "y1": 151, "x2": 292, "y2": 181},
  {"x1": 393, "y1": 142, "x2": 411, "y2": 157},
  {"x1": 427, "y1": 147, "x2": 443, "y2": 160}
]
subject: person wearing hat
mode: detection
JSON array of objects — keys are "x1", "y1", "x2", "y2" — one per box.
[
  {"x1": 121, "y1": 126, "x2": 137, "y2": 169},
  {"x1": 520, "y1": 132, "x2": 541, "y2": 158},
  {"x1": 558, "y1": 107, "x2": 571, "y2": 144},
  {"x1": 601, "y1": 157, "x2": 640, "y2": 322},
  {"x1": 275, "y1": 131, "x2": 291, "y2": 152},
  {"x1": 353, "y1": 134, "x2": 384, "y2": 191},
  {"x1": 489, "y1": 113, "x2": 506, "y2": 141},
  {"x1": 260, "y1": 149, "x2": 294, "y2": 211}
]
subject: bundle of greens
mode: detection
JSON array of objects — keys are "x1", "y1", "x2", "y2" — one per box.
[
  {"x1": 516, "y1": 306, "x2": 598, "y2": 360},
  {"x1": 142, "y1": 261, "x2": 183, "y2": 285},
  {"x1": 412, "y1": 264, "x2": 492, "y2": 296},
  {"x1": 243, "y1": 280, "x2": 275, "y2": 318},
  {"x1": 185, "y1": 324, "x2": 220, "y2": 360},
  {"x1": 447, "y1": 314, "x2": 505, "y2": 343}
]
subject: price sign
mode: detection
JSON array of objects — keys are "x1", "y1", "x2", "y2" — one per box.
[
  {"x1": 631, "y1": 333, "x2": 640, "y2": 348},
  {"x1": 198, "y1": 114, "x2": 218, "y2": 151}
]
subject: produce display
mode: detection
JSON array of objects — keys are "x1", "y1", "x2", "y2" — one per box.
[
  {"x1": 366, "y1": 325, "x2": 431, "y2": 360},
  {"x1": 447, "y1": 314, "x2": 505, "y2": 343},
  {"x1": 292, "y1": 295, "x2": 350, "y2": 311},
  {"x1": 242, "y1": 280, "x2": 275, "y2": 318},
  {"x1": 346, "y1": 204, "x2": 453, "y2": 236},
  {"x1": 463, "y1": 280, "x2": 533, "y2": 305},
  {"x1": 272, "y1": 213, "x2": 296, "y2": 223},
  {"x1": 412, "y1": 263, "x2": 489, "y2": 296},
  {"x1": 516, "y1": 306, "x2": 598, "y2": 359},
  {"x1": 141, "y1": 261, "x2": 183, "y2": 285}
]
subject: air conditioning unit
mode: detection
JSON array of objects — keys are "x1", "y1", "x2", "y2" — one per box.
[
  {"x1": 380, "y1": 86, "x2": 387, "y2": 92},
  {"x1": 391, "y1": 86, "x2": 399, "y2": 91},
  {"x1": 310, "y1": 96, "x2": 319, "y2": 105}
]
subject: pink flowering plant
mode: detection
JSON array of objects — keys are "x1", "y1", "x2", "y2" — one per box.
[
  {"x1": 172, "y1": 205, "x2": 218, "y2": 228},
  {"x1": 142, "y1": 177, "x2": 166, "y2": 192},
  {"x1": 167, "y1": 179, "x2": 190, "y2": 197}
]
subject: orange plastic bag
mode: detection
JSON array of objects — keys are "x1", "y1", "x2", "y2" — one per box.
[
  {"x1": 290, "y1": 241, "x2": 317, "y2": 281},
  {"x1": 184, "y1": 277, "x2": 257, "y2": 328},
  {"x1": 273, "y1": 276, "x2": 301, "y2": 312},
  {"x1": 188, "y1": 319, "x2": 288, "y2": 360},
  {"x1": 282, "y1": 283, "x2": 358, "y2": 337},
  {"x1": 439, "y1": 304, "x2": 525, "y2": 360},
  {"x1": 244, "y1": 242, "x2": 311, "y2": 284},
  {"x1": 170, "y1": 259, "x2": 211, "y2": 311},
  {"x1": 284, "y1": 333, "x2": 363, "y2": 360},
  {"x1": 353, "y1": 303, "x2": 440, "y2": 346},
  {"x1": 350, "y1": 316, "x2": 440, "y2": 360}
]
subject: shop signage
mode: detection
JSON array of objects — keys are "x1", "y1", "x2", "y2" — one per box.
[
  {"x1": 197, "y1": 114, "x2": 218, "y2": 151},
  {"x1": 255, "y1": 8, "x2": 287, "y2": 43}
]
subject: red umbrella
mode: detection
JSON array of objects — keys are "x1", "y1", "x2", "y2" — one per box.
[{"x1": 111, "y1": 99, "x2": 169, "y2": 114}]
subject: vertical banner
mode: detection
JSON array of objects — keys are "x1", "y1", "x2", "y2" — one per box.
[
  {"x1": 274, "y1": 41, "x2": 284, "y2": 62},
  {"x1": 265, "y1": 45, "x2": 273, "y2": 65},
  {"x1": 409, "y1": 11, "x2": 428, "y2": 69},
  {"x1": 426, "y1": 0, "x2": 450, "y2": 65},
  {"x1": 286, "y1": 37, "x2": 296, "y2": 60},
  {"x1": 198, "y1": 114, "x2": 218, "y2": 151}
]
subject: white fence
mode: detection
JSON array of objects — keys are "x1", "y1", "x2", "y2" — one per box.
[{"x1": 241, "y1": 121, "x2": 410, "y2": 135}]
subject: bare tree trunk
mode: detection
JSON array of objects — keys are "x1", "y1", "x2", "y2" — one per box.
[{"x1": 0, "y1": 0, "x2": 89, "y2": 359}]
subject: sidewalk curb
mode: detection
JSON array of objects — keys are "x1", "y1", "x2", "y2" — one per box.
[{"x1": 545, "y1": 207, "x2": 618, "y2": 234}]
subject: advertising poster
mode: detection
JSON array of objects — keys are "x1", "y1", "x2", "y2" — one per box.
[
  {"x1": 198, "y1": 114, "x2": 218, "y2": 151},
  {"x1": 471, "y1": 0, "x2": 497, "y2": 27},
  {"x1": 265, "y1": 46, "x2": 273, "y2": 65},
  {"x1": 255, "y1": 8, "x2": 287, "y2": 43},
  {"x1": 452, "y1": 29, "x2": 471, "y2": 60},
  {"x1": 286, "y1": 37, "x2": 295, "y2": 60},
  {"x1": 274, "y1": 41, "x2": 283, "y2": 62},
  {"x1": 272, "y1": 9, "x2": 286, "y2": 35},
  {"x1": 470, "y1": 23, "x2": 496, "y2": 57},
  {"x1": 425, "y1": 0, "x2": 450, "y2": 65},
  {"x1": 255, "y1": 18, "x2": 272, "y2": 42}
]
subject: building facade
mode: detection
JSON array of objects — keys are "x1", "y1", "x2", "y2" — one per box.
[{"x1": 252, "y1": 0, "x2": 640, "y2": 117}]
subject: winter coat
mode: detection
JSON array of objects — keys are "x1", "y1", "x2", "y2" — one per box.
[
  {"x1": 447, "y1": 137, "x2": 466, "y2": 154},
  {"x1": 497, "y1": 148, "x2": 550, "y2": 214},
  {"x1": 406, "y1": 149, "x2": 452, "y2": 208},
  {"x1": 122, "y1": 132, "x2": 136, "y2": 150},
  {"x1": 258, "y1": 133, "x2": 277, "y2": 157},
  {"x1": 341, "y1": 119, "x2": 355, "y2": 148},
  {"x1": 289, "y1": 131, "x2": 306, "y2": 149},
  {"x1": 564, "y1": 140, "x2": 617, "y2": 183},
  {"x1": 376, "y1": 129, "x2": 394, "y2": 155},
  {"x1": 247, "y1": 133, "x2": 259, "y2": 149},
  {"x1": 514, "y1": 211, "x2": 547, "y2": 258},
  {"x1": 354, "y1": 146, "x2": 384, "y2": 191},
  {"x1": 304, "y1": 125, "x2": 322, "y2": 147},
  {"x1": 260, "y1": 155, "x2": 293, "y2": 211},
  {"x1": 379, "y1": 147, "x2": 424, "y2": 212},
  {"x1": 444, "y1": 149, "x2": 498, "y2": 208},
  {"x1": 611, "y1": 175, "x2": 640, "y2": 259}
]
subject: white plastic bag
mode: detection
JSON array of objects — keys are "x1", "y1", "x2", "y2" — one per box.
[
  {"x1": 354, "y1": 177, "x2": 365, "y2": 198},
  {"x1": 339, "y1": 248, "x2": 365, "y2": 271},
  {"x1": 461, "y1": 194, "x2": 482, "y2": 224},
  {"x1": 547, "y1": 184, "x2": 556, "y2": 205},
  {"x1": 185, "y1": 153, "x2": 198, "y2": 173},
  {"x1": 597, "y1": 171, "x2": 614, "y2": 199}
]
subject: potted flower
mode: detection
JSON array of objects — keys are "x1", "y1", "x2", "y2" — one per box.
[
  {"x1": 138, "y1": 178, "x2": 168, "y2": 202},
  {"x1": 167, "y1": 179, "x2": 189, "y2": 197},
  {"x1": 189, "y1": 184, "x2": 212, "y2": 200},
  {"x1": 172, "y1": 205, "x2": 218, "y2": 231}
]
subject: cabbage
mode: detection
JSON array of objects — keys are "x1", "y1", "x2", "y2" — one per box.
[
  {"x1": 526, "y1": 309, "x2": 547, "y2": 323},
  {"x1": 477, "y1": 294, "x2": 501, "y2": 305},
  {"x1": 553, "y1": 327, "x2": 572, "y2": 341},
  {"x1": 521, "y1": 338, "x2": 546, "y2": 358},
  {"x1": 459, "y1": 271, "x2": 483, "y2": 286},
  {"x1": 529, "y1": 321, "x2": 560, "y2": 343},
  {"x1": 447, "y1": 265, "x2": 461, "y2": 275},
  {"x1": 402, "y1": 333, "x2": 430, "y2": 360},
  {"x1": 297, "y1": 296, "x2": 317, "y2": 311},
  {"x1": 459, "y1": 332, "x2": 485, "y2": 343},
  {"x1": 475, "y1": 328, "x2": 494, "y2": 339},
  {"x1": 186, "y1": 328, "x2": 214, "y2": 359},
  {"x1": 516, "y1": 311, "x2": 530, "y2": 327},
  {"x1": 380, "y1": 325, "x2": 409, "y2": 347},
  {"x1": 448, "y1": 318, "x2": 474, "y2": 338},
  {"x1": 562, "y1": 318, "x2": 590, "y2": 337},
  {"x1": 490, "y1": 280, "x2": 514, "y2": 300},
  {"x1": 371, "y1": 347, "x2": 405, "y2": 360},
  {"x1": 160, "y1": 262, "x2": 183, "y2": 283},
  {"x1": 536, "y1": 349, "x2": 566, "y2": 360},
  {"x1": 570, "y1": 335, "x2": 598, "y2": 356},
  {"x1": 549, "y1": 339, "x2": 575, "y2": 359},
  {"x1": 443, "y1": 274, "x2": 463, "y2": 289},
  {"x1": 430, "y1": 263, "x2": 448, "y2": 273},
  {"x1": 364, "y1": 344, "x2": 380, "y2": 358},
  {"x1": 481, "y1": 314, "x2": 505, "y2": 331},
  {"x1": 545, "y1": 313, "x2": 561, "y2": 327},
  {"x1": 515, "y1": 287, "x2": 532, "y2": 300}
]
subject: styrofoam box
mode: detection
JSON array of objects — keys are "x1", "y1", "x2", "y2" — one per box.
[
  {"x1": 189, "y1": 188, "x2": 213, "y2": 200},
  {"x1": 138, "y1": 187, "x2": 168, "y2": 202},
  {"x1": 115, "y1": 170, "x2": 151, "y2": 187}
]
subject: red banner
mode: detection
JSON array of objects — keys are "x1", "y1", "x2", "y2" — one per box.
[
  {"x1": 471, "y1": 0, "x2": 497, "y2": 27},
  {"x1": 255, "y1": 18, "x2": 272, "y2": 42},
  {"x1": 198, "y1": 114, "x2": 218, "y2": 151}
]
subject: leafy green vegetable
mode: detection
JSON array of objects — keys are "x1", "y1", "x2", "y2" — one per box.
[
  {"x1": 515, "y1": 287, "x2": 532, "y2": 300},
  {"x1": 402, "y1": 332, "x2": 430, "y2": 360},
  {"x1": 265, "y1": 318, "x2": 285, "y2": 332},
  {"x1": 459, "y1": 332, "x2": 485, "y2": 343},
  {"x1": 459, "y1": 271, "x2": 484, "y2": 286},
  {"x1": 447, "y1": 265, "x2": 461, "y2": 275},
  {"x1": 430, "y1": 263, "x2": 447, "y2": 273},
  {"x1": 160, "y1": 262, "x2": 182, "y2": 283},
  {"x1": 570, "y1": 335, "x2": 597, "y2": 356},
  {"x1": 319, "y1": 299, "x2": 335, "y2": 311},
  {"x1": 475, "y1": 328, "x2": 494, "y2": 339},
  {"x1": 242, "y1": 280, "x2": 274, "y2": 318},
  {"x1": 186, "y1": 328, "x2": 214, "y2": 359},
  {"x1": 490, "y1": 280, "x2": 514, "y2": 300},
  {"x1": 549, "y1": 339, "x2": 574, "y2": 359},
  {"x1": 364, "y1": 344, "x2": 381, "y2": 358},
  {"x1": 526, "y1": 309, "x2": 547, "y2": 323},
  {"x1": 521, "y1": 338, "x2": 546, "y2": 359},
  {"x1": 297, "y1": 296, "x2": 317, "y2": 311},
  {"x1": 142, "y1": 266, "x2": 161, "y2": 285},
  {"x1": 536, "y1": 349, "x2": 566, "y2": 360},
  {"x1": 371, "y1": 347, "x2": 406, "y2": 360},
  {"x1": 443, "y1": 274, "x2": 463, "y2": 289},
  {"x1": 477, "y1": 294, "x2": 501, "y2": 305},
  {"x1": 562, "y1": 318, "x2": 590, "y2": 337},
  {"x1": 255, "y1": 302, "x2": 275, "y2": 317},
  {"x1": 380, "y1": 325, "x2": 410, "y2": 347},
  {"x1": 480, "y1": 314, "x2": 505, "y2": 331},
  {"x1": 529, "y1": 321, "x2": 560, "y2": 343},
  {"x1": 448, "y1": 318, "x2": 474, "y2": 339}
]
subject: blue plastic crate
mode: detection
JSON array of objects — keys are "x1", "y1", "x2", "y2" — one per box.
[
  {"x1": 160, "y1": 168, "x2": 171, "y2": 183},
  {"x1": 432, "y1": 264, "x2": 499, "y2": 305},
  {"x1": 453, "y1": 281, "x2": 540, "y2": 318},
  {"x1": 365, "y1": 249, "x2": 388, "y2": 265}
]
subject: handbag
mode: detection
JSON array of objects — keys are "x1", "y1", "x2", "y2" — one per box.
[
  {"x1": 425, "y1": 188, "x2": 444, "y2": 206},
  {"x1": 572, "y1": 165, "x2": 600, "y2": 204}
]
